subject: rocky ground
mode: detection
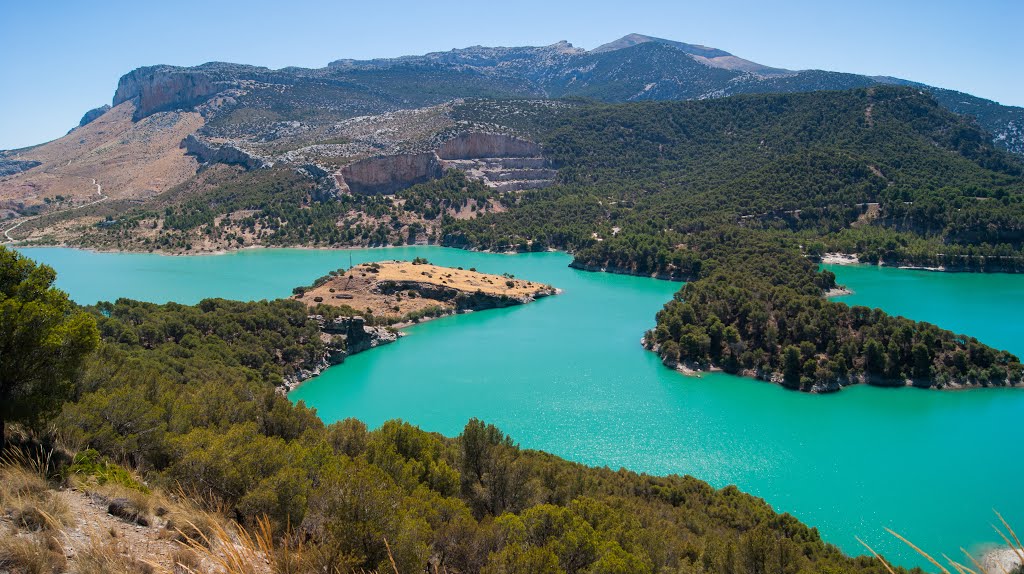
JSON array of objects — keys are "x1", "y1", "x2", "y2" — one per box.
[
  {"x1": 0, "y1": 462, "x2": 272, "y2": 574},
  {"x1": 980, "y1": 546, "x2": 1024, "y2": 574}
]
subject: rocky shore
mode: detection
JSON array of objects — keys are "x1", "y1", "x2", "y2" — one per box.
[
  {"x1": 279, "y1": 315, "x2": 401, "y2": 394},
  {"x1": 643, "y1": 335, "x2": 1022, "y2": 394},
  {"x1": 980, "y1": 546, "x2": 1023, "y2": 574},
  {"x1": 282, "y1": 260, "x2": 558, "y2": 393}
]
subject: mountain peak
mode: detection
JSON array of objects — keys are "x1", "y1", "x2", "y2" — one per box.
[
  {"x1": 592, "y1": 33, "x2": 791, "y2": 76},
  {"x1": 591, "y1": 34, "x2": 731, "y2": 59}
]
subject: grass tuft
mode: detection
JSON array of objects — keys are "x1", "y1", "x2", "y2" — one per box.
[{"x1": 0, "y1": 527, "x2": 67, "y2": 574}]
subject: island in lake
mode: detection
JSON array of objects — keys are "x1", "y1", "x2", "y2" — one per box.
[
  {"x1": 295, "y1": 259, "x2": 557, "y2": 325},
  {"x1": 282, "y1": 259, "x2": 558, "y2": 392}
]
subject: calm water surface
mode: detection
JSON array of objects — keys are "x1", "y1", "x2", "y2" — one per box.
[{"x1": 19, "y1": 247, "x2": 1024, "y2": 567}]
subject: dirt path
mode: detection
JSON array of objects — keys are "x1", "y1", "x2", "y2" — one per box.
[
  {"x1": 57, "y1": 488, "x2": 181, "y2": 569},
  {"x1": 1, "y1": 180, "x2": 108, "y2": 243}
]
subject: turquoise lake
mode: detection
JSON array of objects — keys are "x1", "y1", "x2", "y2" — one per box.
[{"x1": 17, "y1": 246, "x2": 1024, "y2": 567}]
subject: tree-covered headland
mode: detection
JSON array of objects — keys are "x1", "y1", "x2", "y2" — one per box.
[{"x1": 0, "y1": 246, "x2": 917, "y2": 574}]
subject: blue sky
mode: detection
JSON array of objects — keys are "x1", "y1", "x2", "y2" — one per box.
[{"x1": 1, "y1": 0, "x2": 1021, "y2": 150}]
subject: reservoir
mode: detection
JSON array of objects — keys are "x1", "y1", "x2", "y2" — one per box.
[{"x1": 20, "y1": 246, "x2": 1024, "y2": 567}]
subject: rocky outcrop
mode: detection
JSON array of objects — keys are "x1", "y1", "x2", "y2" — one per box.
[
  {"x1": 322, "y1": 315, "x2": 401, "y2": 355},
  {"x1": 181, "y1": 134, "x2": 267, "y2": 170},
  {"x1": 78, "y1": 105, "x2": 111, "y2": 127},
  {"x1": 339, "y1": 152, "x2": 442, "y2": 195},
  {"x1": 0, "y1": 159, "x2": 42, "y2": 178},
  {"x1": 113, "y1": 66, "x2": 221, "y2": 121},
  {"x1": 299, "y1": 163, "x2": 345, "y2": 200},
  {"x1": 436, "y1": 133, "x2": 542, "y2": 160},
  {"x1": 280, "y1": 315, "x2": 401, "y2": 394},
  {"x1": 439, "y1": 142, "x2": 556, "y2": 191},
  {"x1": 374, "y1": 279, "x2": 556, "y2": 310},
  {"x1": 331, "y1": 132, "x2": 555, "y2": 196}
]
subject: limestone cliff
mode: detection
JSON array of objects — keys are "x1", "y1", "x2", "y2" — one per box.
[
  {"x1": 78, "y1": 105, "x2": 111, "y2": 127},
  {"x1": 436, "y1": 133, "x2": 542, "y2": 160},
  {"x1": 181, "y1": 134, "x2": 267, "y2": 170},
  {"x1": 339, "y1": 152, "x2": 442, "y2": 195},
  {"x1": 113, "y1": 66, "x2": 222, "y2": 121},
  {"x1": 321, "y1": 315, "x2": 400, "y2": 356}
]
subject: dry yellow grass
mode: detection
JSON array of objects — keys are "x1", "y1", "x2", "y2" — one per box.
[
  {"x1": 299, "y1": 260, "x2": 555, "y2": 320},
  {"x1": 73, "y1": 527, "x2": 158, "y2": 574},
  {"x1": 0, "y1": 464, "x2": 49, "y2": 507},
  {"x1": 370, "y1": 261, "x2": 548, "y2": 297},
  {"x1": 0, "y1": 527, "x2": 67, "y2": 574}
]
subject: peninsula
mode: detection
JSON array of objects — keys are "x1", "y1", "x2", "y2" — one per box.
[
  {"x1": 280, "y1": 259, "x2": 558, "y2": 392},
  {"x1": 295, "y1": 259, "x2": 557, "y2": 325}
]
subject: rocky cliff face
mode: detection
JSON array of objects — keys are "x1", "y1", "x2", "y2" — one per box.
[
  {"x1": 339, "y1": 152, "x2": 442, "y2": 195},
  {"x1": 181, "y1": 134, "x2": 267, "y2": 170},
  {"x1": 374, "y1": 279, "x2": 556, "y2": 310},
  {"x1": 323, "y1": 315, "x2": 400, "y2": 355},
  {"x1": 438, "y1": 137, "x2": 555, "y2": 191},
  {"x1": 280, "y1": 314, "x2": 400, "y2": 393},
  {"x1": 436, "y1": 133, "x2": 542, "y2": 160},
  {"x1": 78, "y1": 105, "x2": 111, "y2": 127},
  {"x1": 298, "y1": 163, "x2": 345, "y2": 201},
  {"x1": 113, "y1": 66, "x2": 222, "y2": 121}
]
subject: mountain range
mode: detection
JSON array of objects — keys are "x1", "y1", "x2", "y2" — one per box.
[
  {"x1": 102, "y1": 33, "x2": 1024, "y2": 151},
  {"x1": 1, "y1": 33, "x2": 1022, "y2": 229}
]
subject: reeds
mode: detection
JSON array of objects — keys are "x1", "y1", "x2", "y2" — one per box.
[{"x1": 860, "y1": 511, "x2": 1024, "y2": 574}]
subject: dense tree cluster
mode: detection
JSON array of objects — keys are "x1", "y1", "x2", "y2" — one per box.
[
  {"x1": 648, "y1": 270, "x2": 1022, "y2": 392},
  {"x1": 449, "y1": 87, "x2": 1024, "y2": 274},
  {"x1": 88, "y1": 298, "x2": 329, "y2": 385},
  {"x1": 46, "y1": 289, "x2": 914, "y2": 574},
  {"x1": 821, "y1": 227, "x2": 1024, "y2": 272},
  {"x1": 0, "y1": 247, "x2": 98, "y2": 449}
]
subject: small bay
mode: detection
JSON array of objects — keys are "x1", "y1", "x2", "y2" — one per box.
[{"x1": 18, "y1": 246, "x2": 1024, "y2": 567}]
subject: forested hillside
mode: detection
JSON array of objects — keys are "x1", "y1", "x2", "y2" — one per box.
[
  {"x1": 1, "y1": 248, "x2": 914, "y2": 574},
  {"x1": 17, "y1": 87, "x2": 1023, "y2": 393},
  {"x1": 636, "y1": 230, "x2": 1022, "y2": 391},
  {"x1": 448, "y1": 87, "x2": 1024, "y2": 273},
  {"x1": 442, "y1": 87, "x2": 1024, "y2": 389}
]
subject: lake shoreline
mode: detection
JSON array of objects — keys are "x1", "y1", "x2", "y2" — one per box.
[
  {"x1": 820, "y1": 252, "x2": 1023, "y2": 274},
  {"x1": 12, "y1": 240, "x2": 555, "y2": 259},
  {"x1": 644, "y1": 335, "x2": 1022, "y2": 394},
  {"x1": 16, "y1": 244, "x2": 1024, "y2": 570},
  {"x1": 283, "y1": 261, "x2": 560, "y2": 394},
  {"x1": 980, "y1": 546, "x2": 1023, "y2": 574},
  {"x1": 15, "y1": 241, "x2": 1023, "y2": 278}
]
